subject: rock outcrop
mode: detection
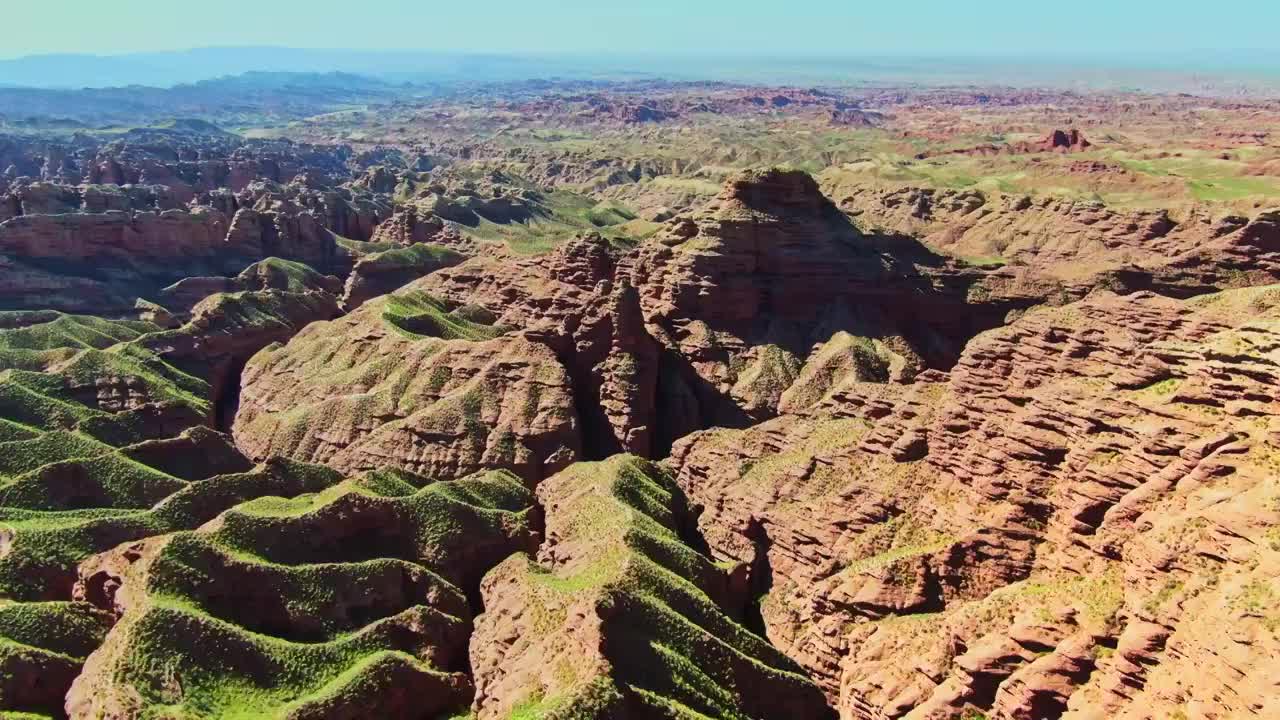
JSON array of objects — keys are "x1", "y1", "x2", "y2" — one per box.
[
  {"x1": 627, "y1": 169, "x2": 1020, "y2": 449},
  {"x1": 340, "y1": 243, "x2": 465, "y2": 311},
  {"x1": 667, "y1": 286, "x2": 1280, "y2": 719},
  {"x1": 471, "y1": 455, "x2": 835, "y2": 719},
  {"x1": 1041, "y1": 128, "x2": 1092, "y2": 152},
  {"x1": 156, "y1": 256, "x2": 342, "y2": 317},
  {"x1": 233, "y1": 288, "x2": 581, "y2": 484},
  {"x1": 0, "y1": 136, "x2": 390, "y2": 315},
  {"x1": 6, "y1": 96, "x2": 1280, "y2": 720},
  {"x1": 414, "y1": 235, "x2": 662, "y2": 459},
  {"x1": 827, "y1": 181, "x2": 1280, "y2": 300}
]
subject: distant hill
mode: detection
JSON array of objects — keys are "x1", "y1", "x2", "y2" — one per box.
[
  {"x1": 0, "y1": 71, "x2": 419, "y2": 127},
  {"x1": 2, "y1": 46, "x2": 1278, "y2": 98},
  {"x1": 0, "y1": 47, "x2": 625, "y2": 89}
]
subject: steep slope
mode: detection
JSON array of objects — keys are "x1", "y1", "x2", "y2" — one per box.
[
  {"x1": 826, "y1": 182, "x2": 1280, "y2": 298},
  {"x1": 156, "y1": 256, "x2": 343, "y2": 318},
  {"x1": 626, "y1": 169, "x2": 1026, "y2": 450},
  {"x1": 412, "y1": 170, "x2": 1034, "y2": 460},
  {"x1": 68, "y1": 468, "x2": 537, "y2": 720},
  {"x1": 233, "y1": 287, "x2": 581, "y2": 484},
  {"x1": 414, "y1": 234, "x2": 660, "y2": 459},
  {"x1": 138, "y1": 273, "x2": 342, "y2": 430},
  {"x1": 471, "y1": 455, "x2": 834, "y2": 719},
  {"x1": 340, "y1": 243, "x2": 466, "y2": 311},
  {"x1": 0, "y1": 311, "x2": 351, "y2": 719},
  {"x1": 667, "y1": 286, "x2": 1280, "y2": 719}
]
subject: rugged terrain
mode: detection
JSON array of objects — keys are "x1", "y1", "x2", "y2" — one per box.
[{"x1": 0, "y1": 75, "x2": 1277, "y2": 720}]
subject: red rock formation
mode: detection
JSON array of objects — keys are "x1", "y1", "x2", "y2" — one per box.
[
  {"x1": 232, "y1": 288, "x2": 581, "y2": 484},
  {"x1": 1041, "y1": 128, "x2": 1091, "y2": 152},
  {"x1": 667, "y1": 287, "x2": 1280, "y2": 719},
  {"x1": 415, "y1": 235, "x2": 661, "y2": 458},
  {"x1": 626, "y1": 169, "x2": 1018, "y2": 447},
  {"x1": 913, "y1": 128, "x2": 1092, "y2": 159},
  {"x1": 829, "y1": 181, "x2": 1280, "y2": 300},
  {"x1": 0, "y1": 137, "x2": 388, "y2": 315},
  {"x1": 340, "y1": 243, "x2": 466, "y2": 311},
  {"x1": 368, "y1": 208, "x2": 448, "y2": 246}
]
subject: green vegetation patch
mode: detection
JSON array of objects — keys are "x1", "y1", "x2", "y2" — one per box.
[
  {"x1": 335, "y1": 235, "x2": 399, "y2": 256},
  {"x1": 0, "y1": 431, "x2": 112, "y2": 477},
  {"x1": 490, "y1": 455, "x2": 828, "y2": 719},
  {"x1": 0, "y1": 601, "x2": 113, "y2": 659},
  {"x1": 113, "y1": 601, "x2": 463, "y2": 719},
  {"x1": 0, "y1": 451, "x2": 187, "y2": 511},
  {"x1": 361, "y1": 243, "x2": 464, "y2": 272},
  {"x1": 241, "y1": 257, "x2": 332, "y2": 293},
  {"x1": 66, "y1": 467, "x2": 532, "y2": 719},
  {"x1": 381, "y1": 290, "x2": 505, "y2": 342},
  {"x1": 0, "y1": 459, "x2": 342, "y2": 601},
  {"x1": 0, "y1": 312, "x2": 159, "y2": 353},
  {"x1": 212, "y1": 468, "x2": 534, "y2": 576}
]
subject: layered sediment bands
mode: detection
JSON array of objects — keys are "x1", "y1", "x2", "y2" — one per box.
[
  {"x1": 0, "y1": 165, "x2": 387, "y2": 315},
  {"x1": 667, "y1": 287, "x2": 1280, "y2": 719},
  {"x1": 627, "y1": 169, "x2": 1022, "y2": 447},
  {"x1": 470, "y1": 455, "x2": 835, "y2": 719},
  {"x1": 138, "y1": 277, "x2": 343, "y2": 429},
  {"x1": 414, "y1": 235, "x2": 660, "y2": 458},
  {"x1": 0, "y1": 208, "x2": 231, "y2": 313},
  {"x1": 157, "y1": 255, "x2": 343, "y2": 317},
  {"x1": 68, "y1": 468, "x2": 537, "y2": 719},
  {"x1": 233, "y1": 288, "x2": 581, "y2": 483},
  {"x1": 414, "y1": 171, "x2": 1027, "y2": 460},
  {"x1": 6, "y1": 124, "x2": 1280, "y2": 720},
  {"x1": 826, "y1": 181, "x2": 1280, "y2": 298},
  {"x1": 0, "y1": 300, "x2": 544, "y2": 720}
]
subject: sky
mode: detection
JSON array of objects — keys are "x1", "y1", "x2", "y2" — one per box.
[{"x1": 4, "y1": 0, "x2": 1279, "y2": 60}]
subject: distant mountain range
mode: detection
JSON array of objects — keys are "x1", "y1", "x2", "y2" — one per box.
[
  {"x1": 0, "y1": 71, "x2": 416, "y2": 126},
  {"x1": 0, "y1": 47, "x2": 654, "y2": 89},
  {"x1": 4, "y1": 46, "x2": 1280, "y2": 94}
]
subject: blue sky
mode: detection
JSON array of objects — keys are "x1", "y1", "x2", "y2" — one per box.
[{"x1": 5, "y1": 0, "x2": 1278, "y2": 59}]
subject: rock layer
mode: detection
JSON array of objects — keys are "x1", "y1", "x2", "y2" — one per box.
[
  {"x1": 667, "y1": 286, "x2": 1280, "y2": 719},
  {"x1": 627, "y1": 169, "x2": 1021, "y2": 449},
  {"x1": 233, "y1": 288, "x2": 581, "y2": 484},
  {"x1": 471, "y1": 455, "x2": 835, "y2": 719}
]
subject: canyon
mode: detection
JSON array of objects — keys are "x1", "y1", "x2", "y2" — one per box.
[{"x1": 0, "y1": 76, "x2": 1277, "y2": 720}]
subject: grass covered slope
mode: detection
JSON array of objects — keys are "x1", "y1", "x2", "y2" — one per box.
[
  {"x1": 0, "y1": 452, "x2": 342, "y2": 718},
  {"x1": 0, "y1": 311, "x2": 349, "y2": 719},
  {"x1": 341, "y1": 243, "x2": 466, "y2": 311},
  {"x1": 68, "y1": 468, "x2": 538, "y2": 720},
  {"x1": 0, "y1": 600, "x2": 113, "y2": 719},
  {"x1": 0, "y1": 310, "x2": 211, "y2": 445},
  {"x1": 470, "y1": 455, "x2": 833, "y2": 720},
  {"x1": 233, "y1": 286, "x2": 580, "y2": 484}
]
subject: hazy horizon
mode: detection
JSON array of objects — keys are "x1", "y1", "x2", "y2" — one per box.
[
  {"x1": 3, "y1": 46, "x2": 1280, "y2": 95},
  {"x1": 7, "y1": 0, "x2": 1280, "y2": 59},
  {"x1": 5, "y1": 1, "x2": 1280, "y2": 93}
]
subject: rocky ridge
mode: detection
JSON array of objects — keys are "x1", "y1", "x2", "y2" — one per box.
[
  {"x1": 0, "y1": 140, "x2": 1278, "y2": 720},
  {"x1": 826, "y1": 181, "x2": 1280, "y2": 298},
  {"x1": 667, "y1": 286, "x2": 1280, "y2": 719}
]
